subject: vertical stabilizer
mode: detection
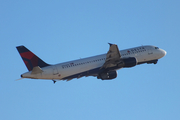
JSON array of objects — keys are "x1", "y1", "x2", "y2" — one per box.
[{"x1": 16, "y1": 46, "x2": 50, "y2": 71}]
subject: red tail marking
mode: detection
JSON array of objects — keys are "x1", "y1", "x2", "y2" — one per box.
[
  {"x1": 20, "y1": 52, "x2": 34, "y2": 59},
  {"x1": 31, "y1": 56, "x2": 38, "y2": 67},
  {"x1": 23, "y1": 60, "x2": 31, "y2": 71}
]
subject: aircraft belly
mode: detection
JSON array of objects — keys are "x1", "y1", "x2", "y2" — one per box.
[{"x1": 59, "y1": 63, "x2": 102, "y2": 80}]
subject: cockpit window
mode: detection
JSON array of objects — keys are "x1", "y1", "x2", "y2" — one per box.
[{"x1": 155, "y1": 47, "x2": 159, "y2": 49}]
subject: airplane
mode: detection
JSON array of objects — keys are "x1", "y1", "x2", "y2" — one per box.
[{"x1": 16, "y1": 43, "x2": 166, "y2": 83}]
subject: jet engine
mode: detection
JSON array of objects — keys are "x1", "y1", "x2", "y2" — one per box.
[
  {"x1": 120, "y1": 57, "x2": 138, "y2": 68},
  {"x1": 97, "y1": 71, "x2": 117, "y2": 80}
]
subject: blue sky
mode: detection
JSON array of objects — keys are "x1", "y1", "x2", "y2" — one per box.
[{"x1": 1, "y1": 0, "x2": 180, "y2": 120}]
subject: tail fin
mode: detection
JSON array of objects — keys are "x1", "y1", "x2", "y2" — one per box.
[{"x1": 16, "y1": 45, "x2": 50, "y2": 71}]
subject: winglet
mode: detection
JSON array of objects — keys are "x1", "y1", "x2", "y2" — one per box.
[{"x1": 108, "y1": 43, "x2": 113, "y2": 46}]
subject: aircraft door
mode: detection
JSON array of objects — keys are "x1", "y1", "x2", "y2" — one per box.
[
  {"x1": 52, "y1": 66, "x2": 59, "y2": 75},
  {"x1": 147, "y1": 47, "x2": 153, "y2": 55}
]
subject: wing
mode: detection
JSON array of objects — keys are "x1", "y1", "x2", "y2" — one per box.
[
  {"x1": 101, "y1": 43, "x2": 122, "y2": 69},
  {"x1": 61, "y1": 43, "x2": 122, "y2": 81}
]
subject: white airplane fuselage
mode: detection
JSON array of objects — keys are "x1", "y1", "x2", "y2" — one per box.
[{"x1": 20, "y1": 45, "x2": 166, "y2": 81}]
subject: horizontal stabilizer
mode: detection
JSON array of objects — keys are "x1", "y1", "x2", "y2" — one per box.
[{"x1": 31, "y1": 66, "x2": 43, "y2": 74}]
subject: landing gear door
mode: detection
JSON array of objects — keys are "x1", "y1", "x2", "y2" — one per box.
[{"x1": 53, "y1": 66, "x2": 58, "y2": 75}]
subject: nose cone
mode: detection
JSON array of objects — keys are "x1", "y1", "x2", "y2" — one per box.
[
  {"x1": 160, "y1": 49, "x2": 167, "y2": 58},
  {"x1": 162, "y1": 49, "x2": 167, "y2": 57}
]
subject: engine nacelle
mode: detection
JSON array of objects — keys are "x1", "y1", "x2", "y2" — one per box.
[
  {"x1": 97, "y1": 71, "x2": 117, "y2": 80},
  {"x1": 121, "y1": 57, "x2": 137, "y2": 68}
]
